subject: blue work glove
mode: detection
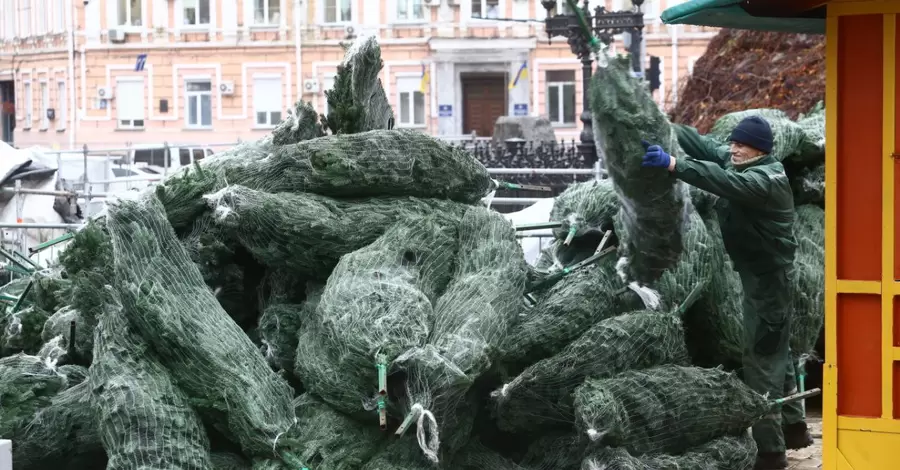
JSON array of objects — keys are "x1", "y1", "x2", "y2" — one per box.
[{"x1": 641, "y1": 140, "x2": 671, "y2": 168}]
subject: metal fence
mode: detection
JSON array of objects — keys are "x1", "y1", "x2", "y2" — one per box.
[{"x1": 2, "y1": 138, "x2": 601, "y2": 267}]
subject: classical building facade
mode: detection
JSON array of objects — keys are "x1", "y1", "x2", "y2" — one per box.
[{"x1": 0, "y1": 0, "x2": 716, "y2": 149}]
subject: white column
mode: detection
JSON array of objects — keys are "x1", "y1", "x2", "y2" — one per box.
[{"x1": 435, "y1": 61, "x2": 455, "y2": 136}]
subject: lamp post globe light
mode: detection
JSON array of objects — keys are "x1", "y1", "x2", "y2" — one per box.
[{"x1": 541, "y1": 0, "x2": 646, "y2": 166}]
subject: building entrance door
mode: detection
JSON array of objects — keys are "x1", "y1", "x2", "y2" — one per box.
[{"x1": 461, "y1": 73, "x2": 506, "y2": 137}]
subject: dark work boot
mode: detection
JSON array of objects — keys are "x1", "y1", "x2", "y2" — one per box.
[
  {"x1": 783, "y1": 421, "x2": 815, "y2": 450},
  {"x1": 754, "y1": 452, "x2": 788, "y2": 470}
]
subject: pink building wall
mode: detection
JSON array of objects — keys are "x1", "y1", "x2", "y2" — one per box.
[{"x1": 0, "y1": 0, "x2": 717, "y2": 150}]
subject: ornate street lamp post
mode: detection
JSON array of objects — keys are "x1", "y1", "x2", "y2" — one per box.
[{"x1": 541, "y1": 0, "x2": 645, "y2": 165}]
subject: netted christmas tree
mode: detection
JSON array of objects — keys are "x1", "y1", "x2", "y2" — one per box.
[
  {"x1": 105, "y1": 194, "x2": 301, "y2": 463},
  {"x1": 573, "y1": 365, "x2": 770, "y2": 455},
  {"x1": 493, "y1": 311, "x2": 690, "y2": 434},
  {"x1": 590, "y1": 54, "x2": 690, "y2": 285},
  {"x1": 294, "y1": 214, "x2": 459, "y2": 418},
  {"x1": 582, "y1": 432, "x2": 757, "y2": 470}
]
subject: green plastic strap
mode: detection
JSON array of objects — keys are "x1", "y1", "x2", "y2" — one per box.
[
  {"x1": 376, "y1": 354, "x2": 387, "y2": 395},
  {"x1": 514, "y1": 221, "x2": 563, "y2": 231},
  {"x1": 29, "y1": 232, "x2": 75, "y2": 254},
  {"x1": 12, "y1": 280, "x2": 33, "y2": 313},
  {"x1": 564, "y1": 226, "x2": 577, "y2": 245},
  {"x1": 526, "y1": 246, "x2": 616, "y2": 293},
  {"x1": 3, "y1": 264, "x2": 32, "y2": 276},
  {"x1": 0, "y1": 247, "x2": 34, "y2": 273}
]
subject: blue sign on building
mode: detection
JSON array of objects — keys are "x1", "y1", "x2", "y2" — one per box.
[
  {"x1": 513, "y1": 103, "x2": 528, "y2": 116},
  {"x1": 438, "y1": 104, "x2": 452, "y2": 117}
]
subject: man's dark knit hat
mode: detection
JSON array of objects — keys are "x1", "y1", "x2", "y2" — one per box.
[{"x1": 729, "y1": 116, "x2": 774, "y2": 154}]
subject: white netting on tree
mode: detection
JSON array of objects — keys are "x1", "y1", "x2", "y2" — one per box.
[
  {"x1": 293, "y1": 214, "x2": 458, "y2": 418},
  {"x1": 581, "y1": 432, "x2": 757, "y2": 470},
  {"x1": 90, "y1": 293, "x2": 213, "y2": 469},
  {"x1": 590, "y1": 54, "x2": 690, "y2": 285},
  {"x1": 203, "y1": 185, "x2": 469, "y2": 280},
  {"x1": 105, "y1": 194, "x2": 301, "y2": 463},
  {"x1": 493, "y1": 311, "x2": 690, "y2": 433},
  {"x1": 392, "y1": 206, "x2": 528, "y2": 461},
  {"x1": 573, "y1": 365, "x2": 770, "y2": 456}
]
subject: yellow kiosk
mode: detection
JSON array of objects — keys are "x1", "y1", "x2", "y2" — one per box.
[{"x1": 663, "y1": 1, "x2": 900, "y2": 468}]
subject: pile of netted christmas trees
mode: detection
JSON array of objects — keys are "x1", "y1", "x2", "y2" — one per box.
[{"x1": 0, "y1": 38, "x2": 824, "y2": 470}]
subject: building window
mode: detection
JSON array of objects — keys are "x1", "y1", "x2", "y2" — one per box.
[
  {"x1": 57, "y1": 81, "x2": 66, "y2": 129},
  {"x1": 183, "y1": 0, "x2": 210, "y2": 25},
  {"x1": 22, "y1": 82, "x2": 32, "y2": 127},
  {"x1": 20, "y1": 0, "x2": 31, "y2": 37},
  {"x1": 322, "y1": 75, "x2": 335, "y2": 116},
  {"x1": 118, "y1": 0, "x2": 143, "y2": 27},
  {"x1": 40, "y1": 82, "x2": 48, "y2": 129},
  {"x1": 55, "y1": 0, "x2": 66, "y2": 31},
  {"x1": 548, "y1": 0, "x2": 574, "y2": 15},
  {"x1": 185, "y1": 80, "x2": 212, "y2": 128},
  {"x1": 116, "y1": 79, "x2": 145, "y2": 129},
  {"x1": 396, "y1": 77, "x2": 425, "y2": 127},
  {"x1": 396, "y1": 0, "x2": 424, "y2": 21},
  {"x1": 546, "y1": 70, "x2": 576, "y2": 125},
  {"x1": 472, "y1": 0, "x2": 499, "y2": 18},
  {"x1": 253, "y1": 76, "x2": 283, "y2": 127},
  {"x1": 254, "y1": 0, "x2": 280, "y2": 24},
  {"x1": 324, "y1": 0, "x2": 352, "y2": 23}
]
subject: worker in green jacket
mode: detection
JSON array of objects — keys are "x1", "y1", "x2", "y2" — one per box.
[{"x1": 641, "y1": 116, "x2": 813, "y2": 470}]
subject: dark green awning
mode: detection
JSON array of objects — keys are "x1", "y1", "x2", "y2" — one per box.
[{"x1": 660, "y1": 0, "x2": 825, "y2": 34}]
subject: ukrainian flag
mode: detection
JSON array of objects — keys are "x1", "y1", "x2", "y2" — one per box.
[
  {"x1": 508, "y1": 61, "x2": 528, "y2": 90},
  {"x1": 419, "y1": 63, "x2": 430, "y2": 93}
]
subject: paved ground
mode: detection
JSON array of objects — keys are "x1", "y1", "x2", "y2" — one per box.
[{"x1": 786, "y1": 413, "x2": 823, "y2": 469}]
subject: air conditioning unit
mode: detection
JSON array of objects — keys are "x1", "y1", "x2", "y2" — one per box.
[
  {"x1": 96, "y1": 86, "x2": 113, "y2": 100},
  {"x1": 108, "y1": 29, "x2": 126, "y2": 43},
  {"x1": 345, "y1": 25, "x2": 356, "y2": 38},
  {"x1": 219, "y1": 81, "x2": 235, "y2": 95},
  {"x1": 303, "y1": 79, "x2": 320, "y2": 94}
]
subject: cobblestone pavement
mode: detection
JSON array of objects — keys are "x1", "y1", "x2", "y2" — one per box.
[{"x1": 787, "y1": 413, "x2": 823, "y2": 469}]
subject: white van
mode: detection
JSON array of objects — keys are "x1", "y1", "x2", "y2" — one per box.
[{"x1": 105, "y1": 144, "x2": 216, "y2": 193}]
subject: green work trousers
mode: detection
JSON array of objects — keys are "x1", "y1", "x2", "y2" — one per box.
[{"x1": 739, "y1": 266, "x2": 805, "y2": 454}]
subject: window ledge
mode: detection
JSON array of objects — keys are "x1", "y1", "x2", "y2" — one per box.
[
  {"x1": 319, "y1": 22, "x2": 353, "y2": 28},
  {"x1": 116, "y1": 127, "x2": 145, "y2": 132},
  {"x1": 252, "y1": 126, "x2": 277, "y2": 130},
  {"x1": 397, "y1": 124, "x2": 427, "y2": 130},
  {"x1": 183, "y1": 127, "x2": 214, "y2": 131},
  {"x1": 110, "y1": 27, "x2": 145, "y2": 34},
  {"x1": 551, "y1": 123, "x2": 578, "y2": 129},
  {"x1": 390, "y1": 20, "x2": 428, "y2": 26},
  {"x1": 179, "y1": 25, "x2": 213, "y2": 32},
  {"x1": 249, "y1": 24, "x2": 281, "y2": 30}
]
